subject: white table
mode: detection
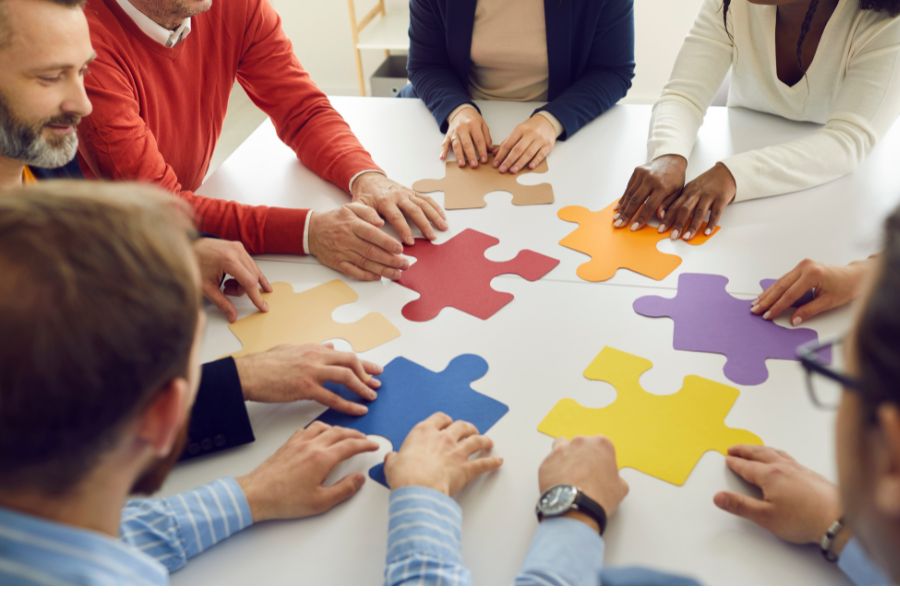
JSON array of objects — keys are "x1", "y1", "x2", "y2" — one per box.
[{"x1": 162, "y1": 98, "x2": 900, "y2": 585}]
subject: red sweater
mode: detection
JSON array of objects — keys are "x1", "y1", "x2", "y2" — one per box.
[{"x1": 78, "y1": 0, "x2": 381, "y2": 255}]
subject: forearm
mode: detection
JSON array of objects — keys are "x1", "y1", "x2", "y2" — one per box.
[
  {"x1": 541, "y1": 65, "x2": 634, "y2": 140},
  {"x1": 384, "y1": 487, "x2": 471, "y2": 586},
  {"x1": 120, "y1": 478, "x2": 253, "y2": 573},
  {"x1": 515, "y1": 518, "x2": 605, "y2": 586}
]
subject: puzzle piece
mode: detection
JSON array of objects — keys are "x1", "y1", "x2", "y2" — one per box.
[
  {"x1": 558, "y1": 202, "x2": 718, "y2": 282},
  {"x1": 228, "y1": 281, "x2": 400, "y2": 357},
  {"x1": 318, "y1": 354, "x2": 509, "y2": 486},
  {"x1": 538, "y1": 347, "x2": 762, "y2": 486},
  {"x1": 397, "y1": 228, "x2": 559, "y2": 321},
  {"x1": 633, "y1": 273, "x2": 832, "y2": 386},
  {"x1": 413, "y1": 160, "x2": 554, "y2": 210}
]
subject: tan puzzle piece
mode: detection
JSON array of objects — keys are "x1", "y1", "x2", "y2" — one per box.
[
  {"x1": 413, "y1": 161, "x2": 554, "y2": 210},
  {"x1": 228, "y1": 280, "x2": 400, "y2": 357},
  {"x1": 538, "y1": 347, "x2": 762, "y2": 486}
]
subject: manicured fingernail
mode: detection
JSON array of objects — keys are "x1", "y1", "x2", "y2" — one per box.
[
  {"x1": 658, "y1": 224, "x2": 667, "y2": 233},
  {"x1": 683, "y1": 231, "x2": 694, "y2": 240},
  {"x1": 763, "y1": 311, "x2": 772, "y2": 320},
  {"x1": 262, "y1": 302, "x2": 270, "y2": 311},
  {"x1": 614, "y1": 218, "x2": 624, "y2": 228},
  {"x1": 370, "y1": 378, "x2": 381, "y2": 387},
  {"x1": 659, "y1": 210, "x2": 666, "y2": 218},
  {"x1": 792, "y1": 316, "x2": 803, "y2": 326},
  {"x1": 613, "y1": 212, "x2": 621, "y2": 220},
  {"x1": 630, "y1": 222, "x2": 640, "y2": 231},
  {"x1": 670, "y1": 229, "x2": 680, "y2": 240},
  {"x1": 705, "y1": 228, "x2": 713, "y2": 236}
]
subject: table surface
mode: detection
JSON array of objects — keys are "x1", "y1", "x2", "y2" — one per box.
[{"x1": 162, "y1": 98, "x2": 900, "y2": 585}]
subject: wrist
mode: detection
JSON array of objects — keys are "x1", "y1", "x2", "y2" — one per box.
[
  {"x1": 350, "y1": 171, "x2": 384, "y2": 196},
  {"x1": 233, "y1": 356, "x2": 257, "y2": 400},
  {"x1": 654, "y1": 154, "x2": 688, "y2": 170},
  {"x1": 390, "y1": 478, "x2": 450, "y2": 496},
  {"x1": 235, "y1": 474, "x2": 269, "y2": 523}
]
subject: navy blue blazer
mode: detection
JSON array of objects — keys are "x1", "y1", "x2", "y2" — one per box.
[{"x1": 405, "y1": 0, "x2": 635, "y2": 140}]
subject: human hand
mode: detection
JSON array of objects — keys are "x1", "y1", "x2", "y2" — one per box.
[
  {"x1": 494, "y1": 113, "x2": 558, "y2": 174},
  {"x1": 615, "y1": 155, "x2": 687, "y2": 231},
  {"x1": 752, "y1": 258, "x2": 872, "y2": 326},
  {"x1": 234, "y1": 343, "x2": 382, "y2": 415},
  {"x1": 658, "y1": 162, "x2": 736, "y2": 241},
  {"x1": 194, "y1": 237, "x2": 272, "y2": 322},
  {"x1": 307, "y1": 204, "x2": 409, "y2": 281},
  {"x1": 351, "y1": 172, "x2": 447, "y2": 245},
  {"x1": 236, "y1": 422, "x2": 379, "y2": 522},
  {"x1": 441, "y1": 104, "x2": 494, "y2": 168},
  {"x1": 384, "y1": 412, "x2": 503, "y2": 496},
  {"x1": 538, "y1": 436, "x2": 630, "y2": 530},
  {"x1": 713, "y1": 446, "x2": 842, "y2": 546}
]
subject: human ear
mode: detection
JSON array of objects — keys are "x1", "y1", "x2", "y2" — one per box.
[{"x1": 136, "y1": 378, "x2": 190, "y2": 458}]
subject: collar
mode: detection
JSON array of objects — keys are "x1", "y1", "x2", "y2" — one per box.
[
  {"x1": 114, "y1": 0, "x2": 192, "y2": 48},
  {"x1": 22, "y1": 166, "x2": 36, "y2": 185}
]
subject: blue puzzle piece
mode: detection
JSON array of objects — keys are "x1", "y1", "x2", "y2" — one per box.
[{"x1": 318, "y1": 354, "x2": 509, "y2": 487}]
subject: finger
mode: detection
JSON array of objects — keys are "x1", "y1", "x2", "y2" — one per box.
[
  {"x1": 451, "y1": 137, "x2": 465, "y2": 167},
  {"x1": 529, "y1": 145, "x2": 551, "y2": 170},
  {"x1": 619, "y1": 170, "x2": 641, "y2": 209},
  {"x1": 328, "y1": 351, "x2": 379, "y2": 385},
  {"x1": 445, "y1": 420, "x2": 478, "y2": 441},
  {"x1": 683, "y1": 196, "x2": 713, "y2": 241},
  {"x1": 412, "y1": 193, "x2": 447, "y2": 235},
  {"x1": 761, "y1": 276, "x2": 815, "y2": 321},
  {"x1": 327, "y1": 436, "x2": 380, "y2": 463},
  {"x1": 493, "y1": 130, "x2": 523, "y2": 168},
  {"x1": 459, "y1": 434, "x2": 494, "y2": 456},
  {"x1": 317, "y1": 425, "x2": 368, "y2": 446},
  {"x1": 203, "y1": 282, "x2": 238, "y2": 323},
  {"x1": 459, "y1": 129, "x2": 480, "y2": 168},
  {"x1": 725, "y1": 456, "x2": 769, "y2": 487},
  {"x1": 362, "y1": 360, "x2": 383, "y2": 377},
  {"x1": 463, "y1": 456, "x2": 504, "y2": 480},
  {"x1": 631, "y1": 189, "x2": 668, "y2": 231},
  {"x1": 380, "y1": 201, "x2": 415, "y2": 246},
  {"x1": 713, "y1": 491, "x2": 772, "y2": 525},
  {"x1": 304, "y1": 421, "x2": 331, "y2": 437},
  {"x1": 422, "y1": 412, "x2": 453, "y2": 430},
  {"x1": 414, "y1": 191, "x2": 447, "y2": 223},
  {"x1": 790, "y1": 294, "x2": 841, "y2": 326},
  {"x1": 352, "y1": 222, "x2": 407, "y2": 263},
  {"x1": 309, "y1": 388, "x2": 369, "y2": 416},
  {"x1": 662, "y1": 194, "x2": 696, "y2": 240},
  {"x1": 347, "y1": 250, "x2": 404, "y2": 281},
  {"x1": 753, "y1": 269, "x2": 802, "y2": 315},
  {"x1": 617, "y1": 182, "x2": 652, "y2": 226},
  {"x1": 440, "y1": 134, "x2": 452, "y2": 161},
  {"x1": 706, "y1": 198, "x2": 726, "y2": 234},
  {"x1": 319, "y1": 366, "x2": 378, "y2": 401},
  {"x1": 471, "y1": 123, "x2": 489, "y2": 164},
  {"x1": 728, "y1": 445, "x2": 786, "y2": 464},
  {"x1": 498, "y1": 137, "x2": 531, "y2": 173},
  {"x1": 509, "y1": 140, "x2": 542, "y2": 174},
  {"x1": 337, "y1": 260, "x2": 380, "y2": 282},
  {"x1": 346, "y1": 202, "x2": 387, "y2": 228},
  {"x1": 399, "y1": 197, "x2": 437, "y2": 241},
  {"x1": 481, "y1": 121, "x2": 494, "y2": 154},
  {"x1": 228, "y1": 262, "x2": 270, "y2": 314},
  {"x1": 319, "y1": 473, "x2": 367, "y2": 509}
]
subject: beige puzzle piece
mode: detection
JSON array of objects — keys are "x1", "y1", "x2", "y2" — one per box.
[
  {"x1": 413, "y1": 161, "x2": 554, "y2": 210},
  {"x1": 538, "y1": 347, "x2": 762, "y2": 486},
  {"x1": 228, "y1": 280, "x2": 400, "y2": 357}
]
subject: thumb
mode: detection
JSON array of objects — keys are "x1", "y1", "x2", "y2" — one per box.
[
  {"x1": 714, "y1": 491, "x2": 771, "y2": 525},
  {"x1": 320, "y1": 473, "x2": 366, "y2": 510},
  {"x1": 203, "y1": 282, "x2": 237, "y2": 323}
]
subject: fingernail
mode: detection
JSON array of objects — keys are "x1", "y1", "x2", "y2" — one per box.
[
  {"x1": 683, "y1": 231, "x2": 694, "y2": 240},
  {"x1": 705, "y1": 228, "x2": 713, "y2": 236},
  {"x1": 659, "y1": 210, "x2": 666, "y2": 218},
  {"x1": 657, "y1": 224, "x2": 667, "y2": 233},
  {"x1": 630, "y1": 222, "x2": 640, "y2": 232},
  {"x1": 371, "y1": 378, "x2": 381, "y2": 387},
  {"x1": 263, "y1": 302, "x2": 270, "y2": 311},
  {"x1": 358, "y1": 406, "x2": 369, "y2": 415},
  {"x1": 670, "y1": 229, "x2": 680, "y2": 240},
  {"x1": 614, "y1": 218, "x2": 624, "y2": 228},
  {"x1": 792, "y1": 316, "x2": 803, "y2": 326},
  {"x1": 613, "y1": 212, "x2": 621, "y2": 220},
  {"x1": 763, "y1": 311, "x2": 772, "y2": 320}
]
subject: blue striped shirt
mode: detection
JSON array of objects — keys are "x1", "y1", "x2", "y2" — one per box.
[
  {"x1": 383, "y1": 486, "x2": 890, "y2": 586},
  {"x1": 0, "y1": 478, "x2": 252, "y2": 585}
]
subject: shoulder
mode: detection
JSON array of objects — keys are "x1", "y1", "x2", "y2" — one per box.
[{"x1": 847, "y1": 3, "x2": 900, "y2": 50}]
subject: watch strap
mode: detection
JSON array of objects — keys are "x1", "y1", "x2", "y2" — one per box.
[
  {"x1": 820, "y1": 517, "x2": 845, "y2": 563},
  {"x1": 573, "y1": 490, "x2": 608, "y2": 536}
]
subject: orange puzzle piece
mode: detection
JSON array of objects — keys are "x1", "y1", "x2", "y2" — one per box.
[
  {"x1": 413, "y1": 161, "x2": 554, "y2": 210},
  {"x1": 558, "y1": 202, "x2": 719, "y2": 282}
]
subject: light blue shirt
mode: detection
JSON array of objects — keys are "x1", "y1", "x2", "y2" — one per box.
[
  {"x1": 384, "y1": 486, "x2": 891, "y2": 586},
  {"x1": 0, "y1": 478, "x2": 252, "y2": 585}
]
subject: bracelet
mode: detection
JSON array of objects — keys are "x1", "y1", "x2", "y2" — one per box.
[{"x1": 820, "y1": 517, "x2": 845, "y2": 563}]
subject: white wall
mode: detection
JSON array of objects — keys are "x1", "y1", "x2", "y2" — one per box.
[{"x1": 269, "y1": 0, "x2": 704, "y2": 102}]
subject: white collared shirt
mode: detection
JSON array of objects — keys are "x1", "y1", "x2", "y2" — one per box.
[{"x1": 115, "y1": 0, "x2": 192, "y2": 48}]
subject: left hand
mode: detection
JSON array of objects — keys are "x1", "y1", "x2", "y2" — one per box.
[
  {"x1": 351, "y1": 172, "x2": 448, "y2": 246},
  {"x1": 713, "y1": 445, "x2": 842, "y2": 545},
  {"x1": 493, "y1": 114, "x2": 558, "y2": 174},
  {"x1": 659, "y1": 162, "x2": 736, "y2": 241},
  {"x1": 193, "y1": 237, "x2": 272, "y2": 323}
]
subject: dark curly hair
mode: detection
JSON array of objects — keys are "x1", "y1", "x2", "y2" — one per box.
[{"x1": 723, "y1": 0, "x2": 900, "y2": 70}]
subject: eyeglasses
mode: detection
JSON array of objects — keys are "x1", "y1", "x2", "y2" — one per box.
[{"x1": 797, "y1": 336, "x2": 863, "y2": 410}]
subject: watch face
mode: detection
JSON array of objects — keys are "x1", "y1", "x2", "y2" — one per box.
[{"x1": 538, "y1": 485, "x2": 578, "y2": 517}]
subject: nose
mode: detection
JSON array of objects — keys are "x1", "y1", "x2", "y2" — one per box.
[{"x1": 61, "y1": 76, "x2": 93, "y2": 119}]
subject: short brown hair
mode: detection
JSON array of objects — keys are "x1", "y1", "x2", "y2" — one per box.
[
  {"x1": 0, "y1": 181, "x2": 200, "y2": 494},
  {"x1": 0, "y1": 0, "x2": 86, "y2": 48}
]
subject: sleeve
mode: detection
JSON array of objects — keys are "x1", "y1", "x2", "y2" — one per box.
[
  {"x1": 77, "y1": 51, "x2": 309, "y2": 256},
  {"x1": 383, "y1": 487, "x2": 471, "y2": 586},
  {"x1": 721, "y1": 17, "x2": 900, "y2": 202},
  {"x1": 119, "y1": 478, "x2": 253, "y2": 573},
  {"x1": 838, "y1": 538, "x2": 892, "y2": 585},
  {"x1": 514, "y1": 518, "x2": 605, "y2": 585},
  {"x1": 538, "y1": 0, "x2": 636, "y2": 140},
  {"x1": 647, "y1": 0, "x2": 734, "y2": 163},
  {"x1": 235, "y1": 0, "x2": 382, "y2": 192},
  {"x1": 180, "y1": 358, "x2": 255, "y2": 462},
  {"x1": 407, "y1": 0, "x2": 480, "y2": 132}
]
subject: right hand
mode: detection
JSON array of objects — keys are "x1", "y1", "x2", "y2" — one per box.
[
  {"x1": 234, "y1": 343, "x2": 382, "y2": 415},
  {"x1": 384, "y1": 412, "x2": 503, "y2": 496},
  {"x1": 236, "y1": 422, "x2": 379, "y2": 522},
  {"x1": 615, "y1": 155, "x2": 688, "y2": 231},
  {"x1": 441, "y1": 105, "x2": 494, "y2": 168},
  {"x1": 538, "y1": 436, "x2": 630, "y2": 528},
  {"x1": 308, "y1": 204, "x2": 409, "y2": 281},
  {"x1": 752, "y1": 258, "x2": 873, "y2": 326},
  {"x1": 194, "y1": 237, "x2": 272, "y2": 322}
]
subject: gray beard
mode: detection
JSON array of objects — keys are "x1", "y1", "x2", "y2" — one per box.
[{"x1": 0, "y1": 97, "x2": 79, "y2": 169}]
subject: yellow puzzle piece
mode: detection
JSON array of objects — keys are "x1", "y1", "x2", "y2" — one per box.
[
  {"x1": 228, "y1": 280, "x2": 400, "y2": 357},
  {"x1": 538, "y1": 347, "x2": 762, "y2": 486},
  {"x1": 558, "y1": 202, "x2": 718, "y2": 282}
]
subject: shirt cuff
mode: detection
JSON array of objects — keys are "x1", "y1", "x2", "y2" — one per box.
[
  {"x1": 302, "y1": 210, "x2": 313, "y2": 255},
  {"x1": 170, "y1": 478, "x2": 254, "y2": 560},
  {"x1": 448, "y1": 103, "x2": 477, "y2": 124},
  {"x1": 515, "y1": 517, "x2": 605, "y2": 586},
  {"x1": 348, "y1": 169, "x2": 386, "y2": 194},
  {"x1": 536, "y1": 111, "x2": 565, "y2": 139},
  {"x1": 386, "y1": 486, "x2": 463, "y2": 565},
  {"x1": 838, "y1": 537, "x2": 892, "y2": 586}
]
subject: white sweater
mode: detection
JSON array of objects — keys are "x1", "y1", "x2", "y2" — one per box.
[{"x1": 648, "y1": 0, "x2": 900, "y2": 202}]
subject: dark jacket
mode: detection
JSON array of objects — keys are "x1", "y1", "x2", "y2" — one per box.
[{"x1": 405, "y1": 0, "x2": 635, "y2": 139}]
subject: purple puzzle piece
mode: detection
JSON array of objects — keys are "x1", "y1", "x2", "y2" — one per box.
[{"x1": 633, "y1": 273, "x2": 832, "y2": 386}]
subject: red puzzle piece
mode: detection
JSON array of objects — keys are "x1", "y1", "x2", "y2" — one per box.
[{"x1": 397, "y1": 229, "x2": 560, "y2": 321}]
